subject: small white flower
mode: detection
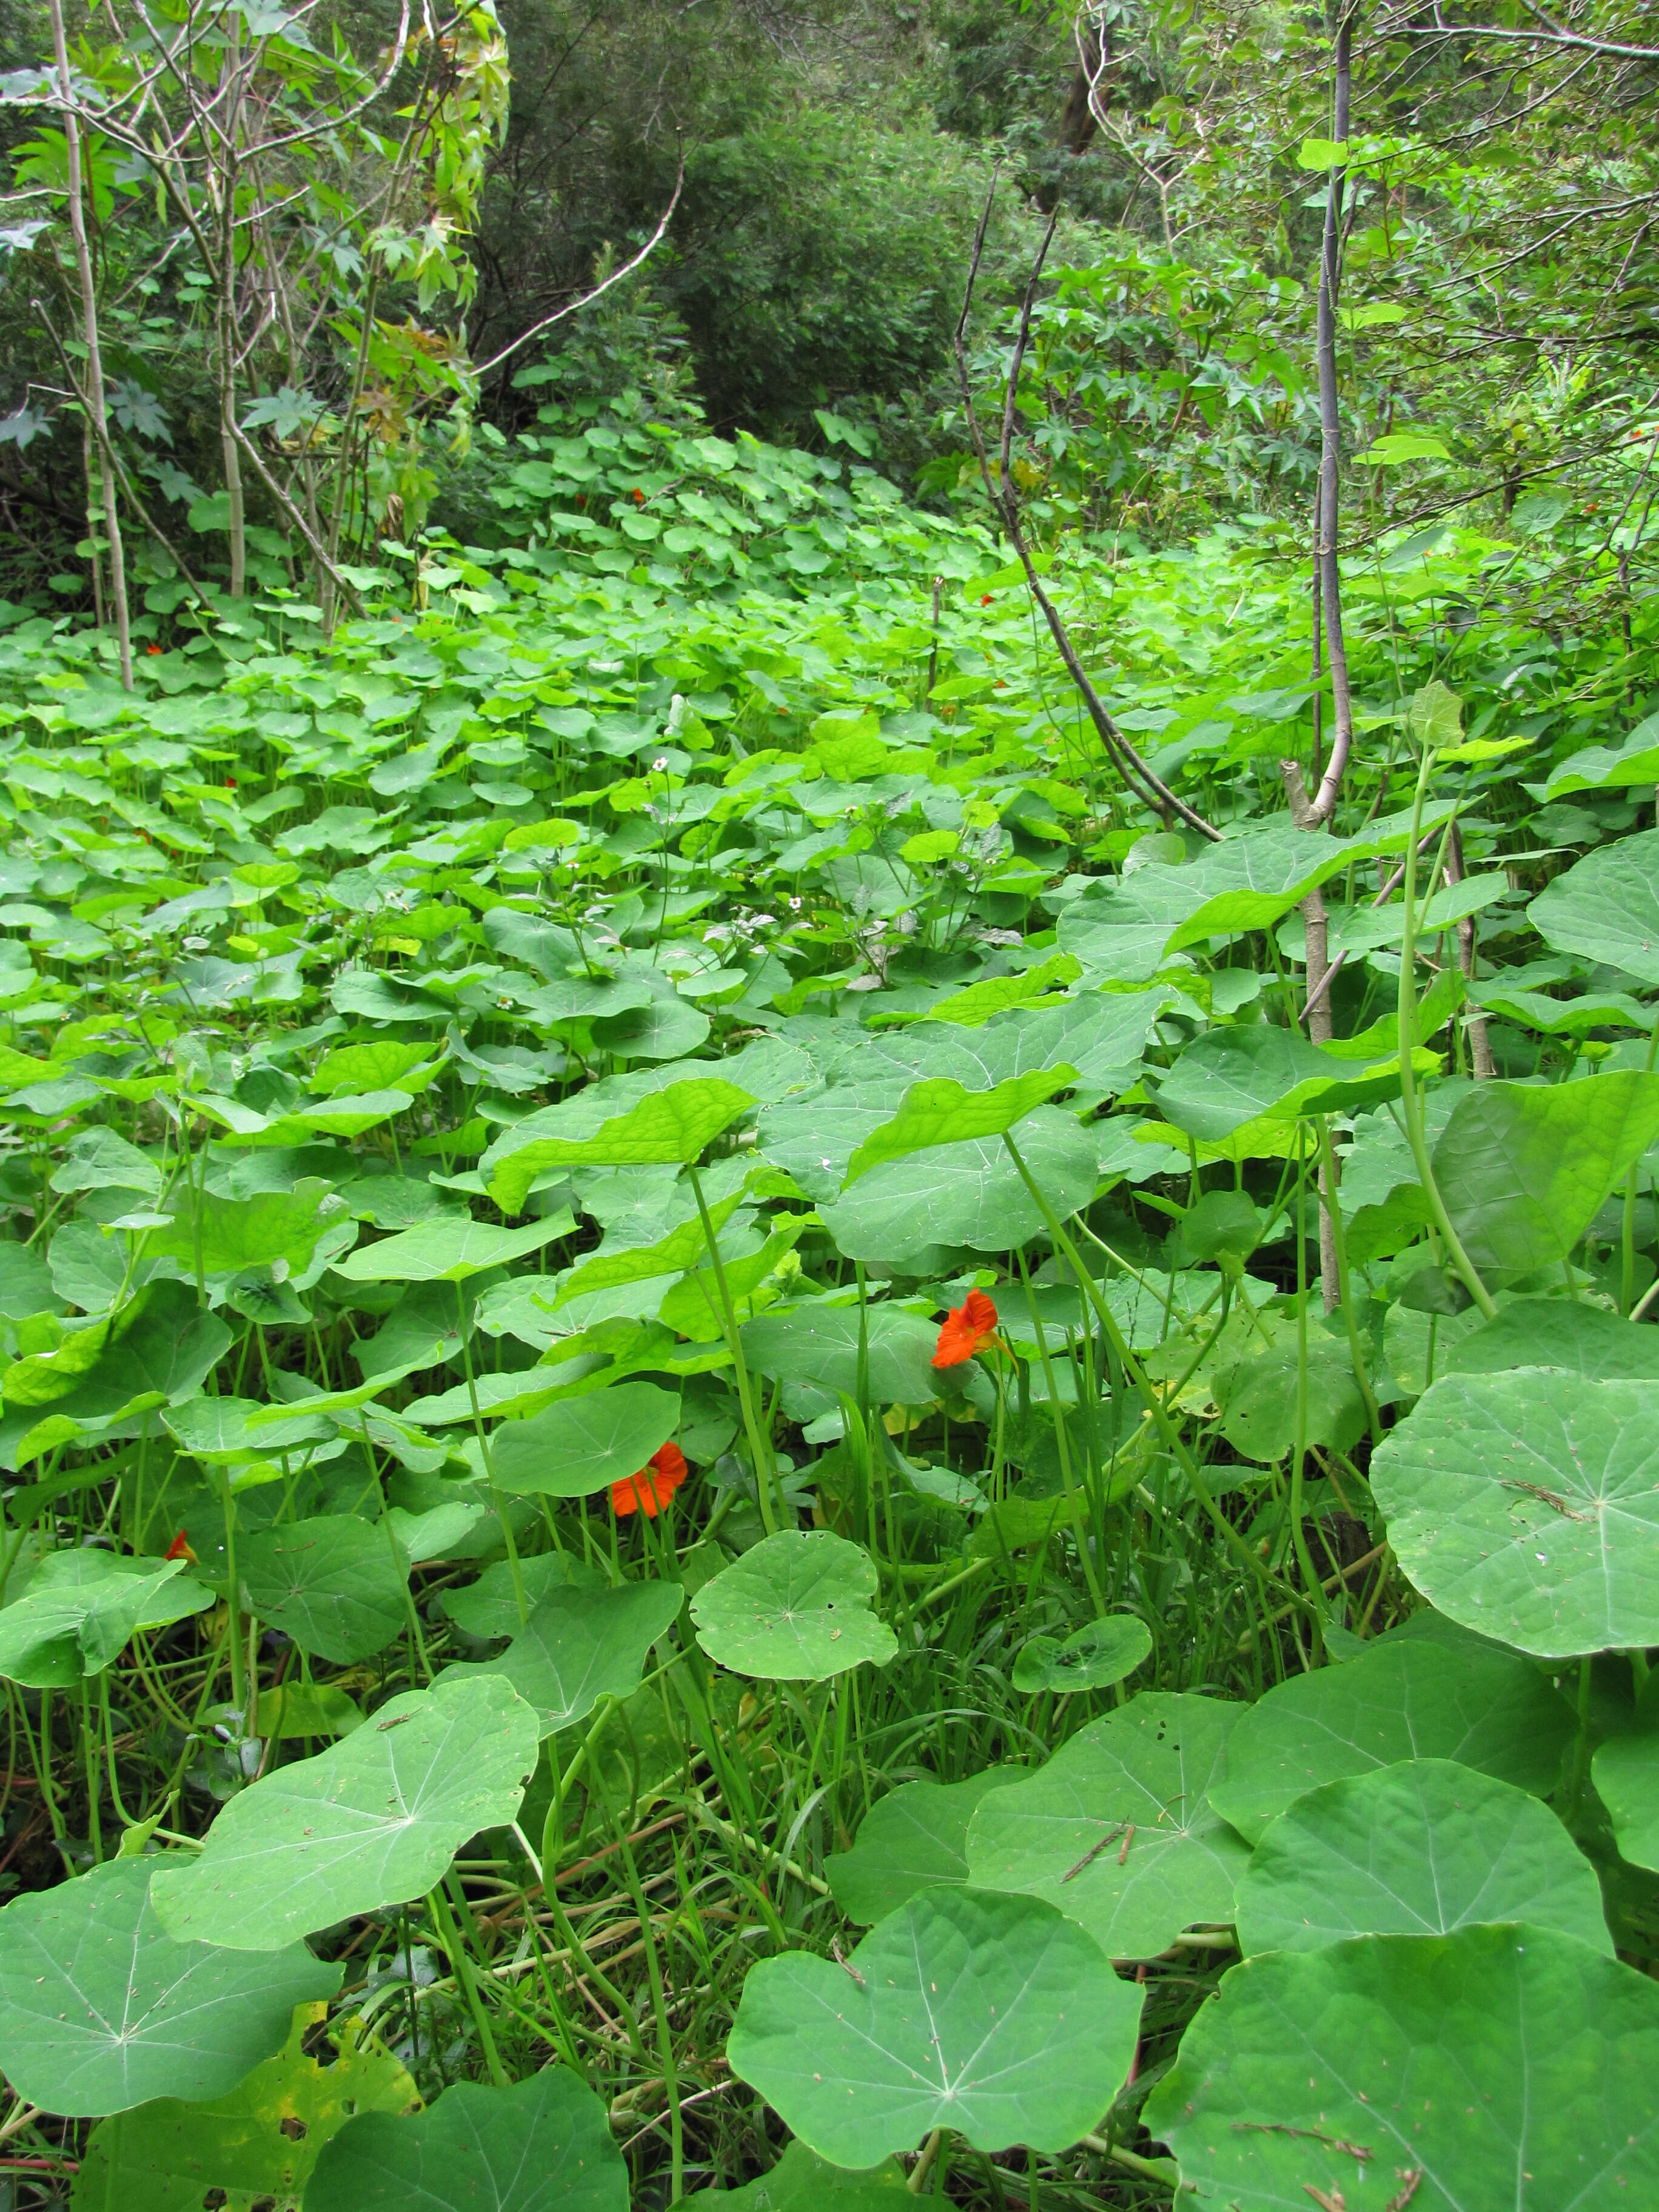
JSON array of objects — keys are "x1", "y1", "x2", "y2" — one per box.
[{"x1": 652, "y1": 756, "x2": 668, "y2": 773}]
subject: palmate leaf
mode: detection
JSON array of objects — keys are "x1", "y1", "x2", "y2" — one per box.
[
  {"x1": 489, "y1": 1381, "x2": 681, "y2": 1497},
  {"x1": 0, "y1": 1860, "x2": 339, "y2": 2117},
  {"x1": 818, "y1": 1108, "x2": 1098, "y2": 1269},
  {"x1": 70, "y1": 2001, "x2": 417, "y2": 2212},
  {"x1": 238, "y1": 1513, "x2": 410, "y2": 1666},
  {"x1": 1010, "y1": 1614, "x2": 1153, "y2": 1694},
  {"x1": 691, "y1": 1531, "x2": 897, "y2": 1680},
  {"x1": 739, "y1": 1302, "x2": 941, "y2": 1405},
  {"x1": 727, "y1": 1888, "x2": 1142, "y2": 2165},
  {"x1": 1207, "y1": 1633, "x2": 1574, "y2": 1843},
  {"x1": 1233, "y1": 1758, "x2": 1612, "y2": 1957},
  {"x1": 1369, "y1": 1370, "x2": 1659, "y2": 1657},
  {"x1": 304, "y1": 2070, "x2": 627, "y2": 2212},
  {"x1": 1144, "y1": 1925, "x2": 1659, "y2": 2210},
  {"x1": 148, "y1": 1677, "x2": 540, "y2": 1950},
  {"x1": 965, "y1": 1693, "x2": 1250, "y2": 1960},
  {"x1": 826, "y1": 1769, "x2": 1022, "y2": 1925},
  {"x1": 439, "y1": 1581, "x2": 682, "y2": 1734}
]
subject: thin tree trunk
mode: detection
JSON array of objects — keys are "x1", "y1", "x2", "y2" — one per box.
[
  {"x1": 49, "y1": 0, "x2": 130, "y2": 688},
  {"x1": 1308, "y1": 5, "x2": 1355, "y2": 825},
  {"x1": 216, "y1": 17, "x2": 246, "y2": 597}
]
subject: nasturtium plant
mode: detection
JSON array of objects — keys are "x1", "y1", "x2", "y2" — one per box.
[
  {"x1": 440, "y1": 1581, "x2": 682, "y2": 1732},
  {"x1": 488, "y1": 1382, "x2": 682, "y2": 1498},
  {"x1": 1144, "y1": 1926, "x2": 1659, "y2": 2207},
  {"x1": 692, "y1": 1532, "x2": 897, "y2": 1680},
  {"x1": 0, "y1": 1551, "x2": 213, "y2": 1685},
  {"x1": 1233, "y1": 1758, "x2": 1613, "y2": 1956},
  {"x1": 0, "y1": 1862, "x2": 340, "y2": 2116},
  {"x1": 1208, "y1": 1635, "x2": 1575, "y2": 1842},
  {"x1": 149, "y1": 1678, "x2": 540, "y2": 1949},
  {"x1": 1370, "y1": 1371, "x2": 1659, "y2": 1657},
  {"x1": 727, "y1": 1888, "x2": 1142, "y2": 2165},
  {"x1": 826, "y1": 1769, "x2": 1020, "y2": 1924},
  {"x1": 304, "y1": 2068, "x2": 627, "y2": 2212},
  {"x1": 965, "y1": 1693, "x2": 1250, "y2": 1959},
  {"x1": 1010, "y1": 1614, "x2": 1152, "y2": 1694}
]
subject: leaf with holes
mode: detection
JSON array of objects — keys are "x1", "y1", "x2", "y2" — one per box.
[{"x1": 965, "y1": 1693, "x2": 1248, "y2": 1960}]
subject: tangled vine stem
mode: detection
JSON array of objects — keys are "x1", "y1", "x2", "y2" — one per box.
[{"x1": 952, "y1": 178, "x2": 1221, "y2": 843}]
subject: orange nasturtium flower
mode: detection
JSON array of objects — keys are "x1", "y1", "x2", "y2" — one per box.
[
  {"x1": 611, "y1": 1441, "x2": 689, "y2": 1518},
  {"x1": 931, "y1": 1289, "x2": 999, "y2": 1370}
]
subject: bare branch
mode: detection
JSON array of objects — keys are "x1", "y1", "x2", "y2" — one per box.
[{"x1": 472, "y1": 155, "x2": 685, "y2": 381}]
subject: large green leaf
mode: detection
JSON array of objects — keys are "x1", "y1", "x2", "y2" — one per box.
[
  {"x1": 1207, "y1": 1635, "x2": 1574, "y2": 1842},
  {"x1": 1529, "y1": 824, "x2": 1659, "y2": 985},
  {"x1": 1447, "y1": 1297, "x2": 1659, "y2": 1380},
  {"x1": 71, "y1": 2002, "x2": 417, "y2": 2212},
  {"x1": 238, "y1": 1515, "x2": 409, "y2": 1665},
  {"x1": 726, "y1": 1888, "x2": 1142, "y2": 2165},
  {"x1": 819, "y1": 1110, "x2": 1097, "y2": 1268},
  {"x1": 146, "y1": 1183, "x2": 340, "y2": 1279},
  {"x1": 1432, "y1": 1073, "x2": 1659, "y2": 1273},
  {"x1": 441, "y1": 1551, "x2": 605, "y2": 1640},
  {"x1": 965, "y1": 1693, "x2": 1250, "y2": 1960},
  {"x1": 440, "y1": 1580, "x2": 682, "y2": 1733},
  {"x1": 149, "y1": 1677, "x2": 540, "y2": 1949},
  {"x1": 0, "y1": 1552, "x2": 213, "y2": 1687},
  {"x1": 0, "y1": 1861, "x2": 338, "y2": 2117},
  {"x1": 1145, "y1": 1925, "x2": 1659, "y2": 2208},
  {"x1": 1592, "y1": 1730, "x2": 1659, "y2": 1872},
  {"x1": 739, "y1": 1302, "x2": 941, "y2": 1406},
  {"x1": 826, "y1": 1769, "x2": 1021, "y2": 1925},
  {"x1": 1154, "y1": 806, "x2": 1456, "y2": 955},
  {"x1": 1370, "y1": 1370, "x2": 1659, "y2": 1658},
  {"x1": 304, "y1": 2069, "x2": 627, "y2": 2212},
  {"x1": 1155, "y1": 1026, "x2": 1418, "y2": 1142},
  {"x1": 332, "y1": 1214, "x2": 569, "y2": 1283},
  {"x1": 843, "y1": 1069, "x2": 1078, "y2": 1184},
  {"x1": 691, "y1": 1531, "x2": 897, "y2": 1680},
  {"x1": 484, "y1": 1079, "x2": 755, "y2": 1213},
  {"x1": 1234, "y1": 1757, "x2": 1612, "y2": 1956},
  {"x1": 489, "y1": 1382, "x2": 680, "y2": 1498},
  {"x1": 716, "y1": 2142, "x2": 910, "y2": 2210}
]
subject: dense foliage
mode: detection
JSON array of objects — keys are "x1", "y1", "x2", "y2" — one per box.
[{"x1": 1, "y1": 0, "x2": 1658, "y2": 2206}]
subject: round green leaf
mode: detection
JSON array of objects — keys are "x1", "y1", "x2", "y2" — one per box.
[
  {"x1": 1592, "y1": 1731, "x2": 1659, "y2": 1872},
  {"x1": 1370, "y1": 1370, "x2": 1659, "y2": 1658},
  {"x1": 818, "y1": 1110, "x2": 1098, "y2": 1268},
  {"x1": 240, "y1": 1514, "x2": 409, "y2": 1664},
  {"x1": 148, "y1": 1677, "x2": 540, "y2": 1950},
  {"x1": 1529, "y1": 824, "x2": 1659, "y2": 985},
  {"x1": 1145, "y1": 1925, "x2": 1659, "y2": 2208},
  {"x1": 439, "y1": 1581, "x2": 682, "y2": 1734},
  {"x1": 1208, "y1": 1634, "x2": 1574, "y2": 1843},
  {"x1": 441, "y1": 1552, "x2": 605, "y2": 1640},
  {"x1": 691, "y1": 1531, "x2": 897, "y2": 1681},
  {"x1": 1235, "y1": 1757, "x2": 1612, "y2": 1957},
  {"x1": 843, "y1": 1069, "x2": 1079, "y2": 1184},
  {"x1": 304, "y1": 2068, "x2": 626, "y2": 2212},
  {"x1": 0, "y1": 1860, "x2": 339, "y2": 2117},
  {"x1": 965, "y1": 1693, "x2": 1249, "y2": 1960},
  {"x1": 489, "y1": 1382, "x2": 680, "y2": 1498},
  {"x1": 826, "y1": 1769, "x2": 1021, "y2": 1925},
  {"x1": 1011, "y1": 1614, "x2": 1153, "y2": 1695},
  {"x1": 1156, "y1": 1026, "x2": 1412, "y2": 1141},
  {"x1": 726, "y1": 1888, "x2": 1142, "y2": 2165},
  {"x1": 739, "y1": 1304, "x2": 941, "y2": 1406}
]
